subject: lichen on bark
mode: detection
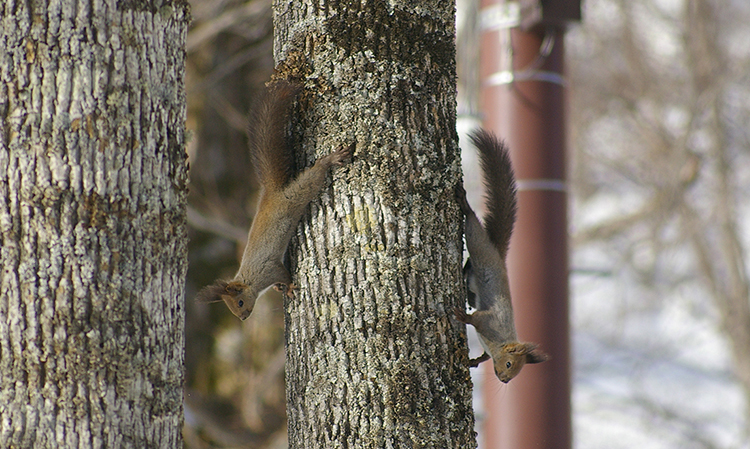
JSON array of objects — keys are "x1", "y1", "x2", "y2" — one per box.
[
  {"x1": 274, "y1": 0, "x2": 476, "y2": 447},
  {"x1": 0, "y1": 1, "x2": 190, "y2": 447}
]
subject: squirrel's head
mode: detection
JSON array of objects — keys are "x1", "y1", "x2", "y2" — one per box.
[
  {"x1": 196, "y1": 280, "x2": 256, "y2": 320},
  {"x1": 493, "y1": 342, "x2": 549, "y2": 383}
]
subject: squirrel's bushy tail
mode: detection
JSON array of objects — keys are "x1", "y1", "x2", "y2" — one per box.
[
  {"x1": 470, "y1": 129, "x2": 518, "y2": 260},
  {"x1": 249, "y1": 80, "x2": 300, "y2": 192}
]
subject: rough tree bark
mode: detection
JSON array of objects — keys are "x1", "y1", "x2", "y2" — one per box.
[
  {"x1": 0, "y1": 1, "x2": 190, "y2": 448},
  {"x1": 273, "y1": 1, "x2": 476, "y2": 447}
]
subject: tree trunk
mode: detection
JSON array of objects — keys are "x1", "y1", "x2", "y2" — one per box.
[
  {"x1": 0, "y1": 1, "x2": 190, "y2": 448},
  {"x1": 273, "y1": 1, "x2": 476, "y2": 447}
]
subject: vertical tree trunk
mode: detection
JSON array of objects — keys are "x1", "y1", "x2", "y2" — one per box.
[
  {"x1": 0, "y1": 1, "x2": 190, "y2": 447},
  {"x1": 274, "y1": 1, "x2": 476, "y2": 447}
]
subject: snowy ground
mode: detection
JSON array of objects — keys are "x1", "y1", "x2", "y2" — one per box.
[
  {"x1": 570, "y1": 268, "x2": 748, "y2": 449},
  {"x1": 469, "y1": 270, "x2": 748, "y2": 449}
]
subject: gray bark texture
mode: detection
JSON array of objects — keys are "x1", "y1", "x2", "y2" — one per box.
[
  {"x1": 273, "y1": 1, "x2": 477, "y2": 447},
  {"x1": 0, "y1": 1, "x2": 190, "y2": 448}
]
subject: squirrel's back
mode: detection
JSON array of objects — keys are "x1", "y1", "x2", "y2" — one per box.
[
  {"x1": 469, "y1": 129, "x2": 517, "y2": 260},
  {"x1": 248, "y1": 80, "x2": 300, "y2": 192}
]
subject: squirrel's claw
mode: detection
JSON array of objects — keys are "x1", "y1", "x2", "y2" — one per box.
[
  {"x1": 274, "y1": 282, "x2": 299, "y2": 298},
  {"x1": 330, "y1": 142, "x2": 355, "y2": 166},
  {"x1": 285, "y1": 283, "x2": 299, "y2": 298}
]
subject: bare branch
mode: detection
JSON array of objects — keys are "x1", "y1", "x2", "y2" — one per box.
[
  {"x1": 187, "y1": 0, "x2": 271, "y2": 52},
  {"x1": 187, "y1": 205, "x2": 248, "y2": 244}
]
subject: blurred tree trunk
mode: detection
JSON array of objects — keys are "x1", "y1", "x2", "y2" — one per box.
[
  {"x1": 273, "y1": 1, "x2": 476, "y2": 447},
  {"x1": 0, "y1": 1, "x2": 190, "y2": 447}
]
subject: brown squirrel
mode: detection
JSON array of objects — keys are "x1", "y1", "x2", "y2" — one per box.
[
  {"x1": 454, "y1": 129, "x2": 548, "y2": 383},
  {"x1": 196, "y1": 80, "x2": 353, "y2": 320}
]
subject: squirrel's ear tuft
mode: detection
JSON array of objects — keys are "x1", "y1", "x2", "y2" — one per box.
[
  {"x1": 506, "y1": 342, "x2": 549, "y2": 364},
  {"x1": 523, "y1": 344, "x2": 550, "y2": 364},
  {"x1": 195, "y1": 280, "x2": 230, "y2": 303}
]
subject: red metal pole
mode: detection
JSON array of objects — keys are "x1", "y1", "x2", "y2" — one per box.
[{"x1": 479, "y1": 4, "x2": 572, "y2": 449}]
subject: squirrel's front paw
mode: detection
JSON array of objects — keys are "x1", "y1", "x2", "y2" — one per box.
[
  {"x1": 468, "y1": 352, "x2": 491, "y2": 368},
  {"x1": 453, "y1": 307, "x2": 471, "y2": 324},
  {"x1": 274, "y1": 282, "x2": 299, "y2": 298},
  {"x1": 285, "y1": 283, "x2": 299, "y2": 298},
  {"x1": 329, "y1": 142, "x2": 354, "y2": 166}
]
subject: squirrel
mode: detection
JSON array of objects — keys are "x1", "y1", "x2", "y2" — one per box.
[
  {"x1": 454, "y1": 129, "x2": 548, "y2": 383},
  {"x1": 196, "y1": 80, "x2": 353, "y2": 320}
]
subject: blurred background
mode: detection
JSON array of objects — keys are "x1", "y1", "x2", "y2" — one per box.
[
  {"x1": 566, "y1": 1, "x2": 750, "y2": 447},
  {"x1": 182, "y1": 1, "x2": 285, "y2": 447},
  {"x1": 183, "y1": 0, "x2": 750, "y2": 447}
]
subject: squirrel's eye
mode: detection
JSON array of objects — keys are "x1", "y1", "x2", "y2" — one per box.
[
  {"x1": 506, "y1": 361, "x2": 512, "y2": 369},
  {"x1": 238, "y1": 300, "x2": 244, "y2": 308}
]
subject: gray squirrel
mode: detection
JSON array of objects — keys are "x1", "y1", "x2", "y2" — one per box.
[
  {"x1": 196, "y1": 80, "x2": 353, "y2": 320},
  {"x1": 455, "y1": 129, "x2": 548, "y2": 383}
]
